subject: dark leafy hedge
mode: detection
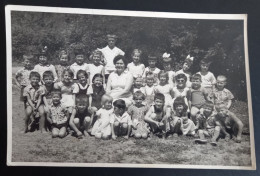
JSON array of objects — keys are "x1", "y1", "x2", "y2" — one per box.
[{"x1": 11, "y1": 11, "x2": 247, "y2": 101}]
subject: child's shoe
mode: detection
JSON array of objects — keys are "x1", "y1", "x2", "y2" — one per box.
[
  {"x1": 195, "y1": 139, "x2": 207, "y2": 144},
  {"x1": 210, "y1": 141, "x2": 217, "y2": 146}
]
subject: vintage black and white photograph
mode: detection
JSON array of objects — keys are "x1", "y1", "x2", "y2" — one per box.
[{"x1": 6, "y1": 5, "x2": 255, "y2": 169}]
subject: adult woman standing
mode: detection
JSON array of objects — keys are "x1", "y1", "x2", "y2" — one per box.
[{"x1": 106, "y1": 55, "x2": 134, "y2": 106}]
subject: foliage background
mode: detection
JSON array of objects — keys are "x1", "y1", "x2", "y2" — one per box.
[{"x1": 11, "y1": 11, "x2": 247, "y2": 100}]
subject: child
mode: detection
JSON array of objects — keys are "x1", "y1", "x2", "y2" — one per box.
[
  {"x1": 127, "y1": 49, "x2": 145, "y2": 78},
  {"x1": 144, "y1": 93, "x2": 167, "y2": 137},
  {"x1": 162, "y1": 52, "x2": 175, "y2": 87},
  {"x1": 91, "y1": 94, "x2": 114, "y2": 139},
  {"x1": 41, "y1": 71, "x2": 55, "y2": 114},
  {"x1": 172, "y1": 73, "x2": 190, "y2": 109},
  {"x1": 87, "y1": 50, "x2": 105, "y2": 85},
  {"x1": 194, "y1": 101, "x2": 220, "y2": 146},
  {"x1": 142, "y1": 55, "x2": 160, "y2": 83},
  {"x1": 54, "y1": 69, "x2": 76, "y2": 114},
  {"x1": 213, "y1": 75, "x2": 234, "y2": 109},
  {"x1": 143, "y1": 72, "x2": 156, "y2": 106},
  {"x1": 133, "y1": 76, "x2": 145, "y2": 94},
  {"x1": 215, "y1": 103, "x2": 244, "y2": 143},
  {"x1": 167, "y1": 97, "x2": 195, "y2": 137},
  {"x1": 98, "y1": 34, "x2": 125, "y2": 78},
  {"x1": 154, "y1": 70, "x2": 173, "y2": 106},
  {"x1": 127, "y1": 91, "x2": 150, "y2": 139},
  {"x1": 110, "y1": 99, "x2": 132, "y2": 140},
  {"x1": 89, "y1": 74, "x2": 106, "y2": 112},
  {"x1": 69, "y1": 94, "x2": 92, "y2": 138},
  {"x1": 33, "y1": 46, "x2": 58, "y2": 82},
  {"x1": 70, "y1": 47, "x2": 89, "y2": 80},
  {"x1": 189, "y1": 74, "x2": 209, "y2": 124},
  {"x1": 55, "y1": 49, "x2": 70, "y2": 82},
  {"x1": 175, "y1": 55, "x2": 193, "y2": 87},
  {"x1": 23, "y1": 71, "x2": 45, "y2": 133},
  {"x1": 197, "y1": 59, "x2": 216, "y2": 100},
  {"x1": 46, "y1": 90, "x2": 69, "y2": 138},
  {"x1": 15, "y1": 54, "x2": 34, "y2": 104}
]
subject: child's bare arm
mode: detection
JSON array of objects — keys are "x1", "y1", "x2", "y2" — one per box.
[
  {"x1": 35, "y1": 94, "x2": 42, "y2": 110},
  {"x1": 144, "y1": 107, "x2": 159, "y2": 126},
  {"x1": 46, "y1": 111, "x2": 53, "y2": 124},
  {"x1": 14, "y1": 76, "x2": 21, "y2": 88},
  {"x1": 227, "y1": 100, "x2": 232, "y2": 109},
  {"x1": 26, "y1": 95, "x2": 35, "y2": 109},
  {"x1": 69, "y1": 109, "x2": 81, "y2": 135},
  {"x1": 229, "y1": 111, "x2": 244, "y2": 140}
]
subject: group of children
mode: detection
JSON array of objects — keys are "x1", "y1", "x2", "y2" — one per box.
[{"x1": 15, "y1": 34, "x2": 244, "y2": 146}]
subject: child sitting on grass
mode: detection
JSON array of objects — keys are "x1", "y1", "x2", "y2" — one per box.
[
  {"x1": 144, "y1": 93, "x2": 167, "y2": 138},
  {"x1": 194, "y1": 101, "x2": 220, "y2": 146},
  {"x1": 91, "y1": 94, "x2": 114, "y2": 139},
  {"x1": 15, "y1": 54, "x2": 34, "y2": 106},
  {"x1": 69, "y1": 94, "x2": 92, "y2": 138},
  {"x1": 46, "y1": 90, "x2": 69, "y2": 138},
  {"x1": 215, "y1": 103, "x2": 244, "y2": 143},
  {"x1": 168, "y1": 97, "x2": 195, "y2": 137},
  {"x1": 110, "y1": 99, "x2": 132, "y2": 140},
  {"x1": 213, "y1": 75, "x2": 234, "y2": 109},
  {"x1": 23, "y1": 71, "x2": 45, "y2": 133},
  {"x1": 189, "y1": 74, "x2": 209, "y2": 124},
  {"x1": 127, "y1": 91, "x2": 150, "y2": 139}
]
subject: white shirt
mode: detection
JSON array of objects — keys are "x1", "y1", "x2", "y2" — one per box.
[
  {"x1": 87, "y1": 64, "x2": 104, "y2": 83},
  {"x1": 98, "y1": 46, "x2": 125, "y2": 74},
  {"x1": 197, "y1": 71, "x2": 216, "y2": 88},
  {"x1": 70, "y1": 62, "x2": 89, "y2": 79},
  {"x1": 127, "y1": 62, "x2": 145, "y2": 78},
  {"x1": 33, "y1": 64, "x2": 58, "y2": 81}
]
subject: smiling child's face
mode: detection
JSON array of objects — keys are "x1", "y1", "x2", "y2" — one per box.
[
  {"x1": 159, "y1": 75, "x2": 167, "y2": 84},
  {"x1": 52, "y1": 94, "x2": 61, "y2": 105},
  {"x1": 183, "y1": 62, "x2": 190, "y2": 71},
  {"x1": 63, "y1": 71, "x2": 72, "y2": 83},
  {"x1": 132, "y1": 53, "x2": 141, "y2": 64},
  {"x1": 30, "y1": 76, "x2": 40, "y2": 87},
  {"x1": 43, "y1": 76, "x2": 54, "y2": 86},
  {"x1": 154, "y1": 98, "x2": 164, "y2": 109},
  {"x1": 93, "y1": 77, "x2": 103, "y2": 87},
  {"x1": 146, "y1": 78, "x2": 154, "y2": 86},
  {"x1": 176, "y1": 78, "x2": 186, "y2": 88},
  {"x1": 93, "y1": 54, "x2": 101, "y2": 65},
  {"x1": 76, "y1": 102, "x2": 88, "y2": 112},
  {"x1": 39, "y1": 55, "x2": 47, "y2": 65},
  {"x1": 78, "y1": 73, "x2": 87, "y2": 84},
  {"x1": 203, "y1": 106, "x2": 213, "y2": 117},
  {"x1": 114, "y1": 106, "x2": 123, "y2": 116},
  {"x1": 216, "y1": 79, "x2": 226, "y2": 90},
  {"x1": 104, "y1": 100, "x2": 112, "y2": 110},
  {"x1": 60, "y1": 55, "x2": 68, "y2": 65},
  {"x1": 134, "y1": 96, "x2": 143, "y2": 106},
  {"x1": 135, "y1": 78, "x2": 143, "y2": 88},
  {"x1": 24, "y1": 59, "x2": 32, "y2": 69},
  {"x1": 148, "y1": 60, "x2": 156, "y2": 68},
  {"x1": 108, "y1": 38, "x2": 116, "y2": 48},
  {"x1": 176, "y1": 104, "x2": 184, "y2": 113},
  {"x1": 200, "y1": 63, "x2": 209, "y2": 72},
  {"x1": 75, "y1": 54, "x2": 84, "y2": 65},
  {"x1": 191, "y1": 79, "x2": 201, "y2": 89},
  {"x1": 163, "y1": 63, "x2": 171, "y2": 71}
]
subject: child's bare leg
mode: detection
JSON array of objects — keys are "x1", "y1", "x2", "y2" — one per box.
[
  {"x1": 141, "y1": 133, "x2": 148, "y2": 139},
  {"x1": 24, "y1": 106, "x2": 33, "y2": 133},
  {"x1": 134, "y1": 133, "x2": 142, "y2": 139},
  {"x1": 58, "y1": 126, "x2": 67, "y2": 138},
  {"x1": 38, "y1": 105, "x2": 47, "y2": 133},
  {"x1": 190, "y1": 106, "x2": 199, "y2": 124},
  {"x1": 195, "y1": 129, "x2": 207, "y2": 144},
  {"x1": 83, "y1": 116, "x2": 91, "y2": 136},
  {"x1": 232, "y1": 122, "x2": 244, "y2": 143},
  {"x1": 113, "y1": 121, "x2": 120, "y2": 136},
  {"x1": 101, "y1": 134, "x2": 110, "y2": 140},
  {"x1": 121, "y1": 123, "x2": 128, "y2": 137},
  {"x1": 52, "y1": 128, "x2": 59, "y2": 138},
  {"x1": 212, "y1": 126, "x2": 220, "y2": 142},
  {"x1": 172, "y1": 119, "x2": 182, "y2": 135}
]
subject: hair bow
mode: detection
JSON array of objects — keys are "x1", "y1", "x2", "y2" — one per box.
[
  {"x1": 162, "y1": 52, "x2": 170, "y2": 58},
  {"x1": 186, "y1": 54, "x2": 194, "y2": 61}
]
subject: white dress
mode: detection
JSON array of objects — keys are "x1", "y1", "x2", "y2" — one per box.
[
  {"x1": 91, "y1": 108, "x2": 113, "y2": 136},
  {"x1": 154, "y1": 84, "x2": 173, "y2": 106}
]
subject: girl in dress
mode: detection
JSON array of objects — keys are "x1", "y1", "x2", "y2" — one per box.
[
  {"x1": 162, "y1": 53, "x2": 175, "y2": 87},
  {"x1": 143, "y1": 72, "x2": 156, "y2": 106},
  {"x1": 54, "y1": 68, "x2": 76, "y2": 114},
  {"x1": 55, "y1": 49, "x2": 70, "y2": 82},
  {"x1": 127, "y1": 49, "x2": 145, "y2": 78},
  {"x1": 127, "y1": 91, "x2": 150, "y2": 139},
  {"x1": 90, "y1": 74, "x2": 106, "y2": 112},
  {"x1": 175, "y1": 55, "x2": 194, "y2": 87},
  {"x1": 34, "y1": 46, "x2": 58, "y2": 82},
  {"x1": 154, "y1": 70, "x2": 173, "y2": 106},
  {"x1": 87, "y1": 50, "x2": 105, "y2": 85},
  {"x1": 91, "y1": 94, "x2": 114, "y2": 139},
  {"x1": 142, "y1": 55, "x2": 160, "y2": 84}
]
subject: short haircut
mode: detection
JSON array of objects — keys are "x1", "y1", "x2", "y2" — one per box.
[
  {"x1": 203, "y1": 101, "x2": 214, "y2": 109},
  {"x1": 51, "y1": 89, "x2": 62, "y2": 98},
  {"x1": 158, "y1": 70, "x2": 169, "y2": 82},
  {"x1": 101, "y1": 94, "x2": 113, "y2": 106},
  {"x1": 75, "y1": 94, "x2": 89, "y2": 105},
  {"x1": 191, "y1": 73, "x2": 202, "y2": 82},
  {"x1": 131, "y1": 49, "x2": 142, "y2": 57},
  {"x1": 59, "y1": 50, "x2": 69, "y2": 59},
  {"x1": 154, "y1": 93, "x2": 165, "y2": 102},
  {"x1": 133, "y1": 91, "x2": 145, "y2": 100},
  {"x1": 135, "y1": 76, "x2": 143, "y2": 83},
  {"x1": 23, "y1": 54, "x2": 34, "y2": 61},
  {"x1": 175, "y1": 73, "x2": 187, "y2": 82},
  {"x1": 173, "y1": 97, "x2": 188, "y2": 112},
  {"x1": 62, "y1": 68, "x2": 74, "y2": 78},
  {"x1": 217, "y1": 75, "x2": 227, "y2": 82},
  {"x1": 76, "y1": 69, "x2": 88, "y2": 80},
  {"x1": 92, "y1": 73, "x2": 103, "y2": 84},
  {"x1": 90, "y1": 49, "x2": 104, "y2": 60},
  {"x1": 200, "y1": 59, "x2": 211, "y2": 65},
  {"x1": 42, "y1": 71, "x2": 54, "y2": 80},
  {"x1": 113, "y1": 55, "x2": 128, "y2": 66},
  {"x1": 147, "y1": 55, "x2": 157, "y2": 61},
  {"x1": 29, "y1": 71, "x2": 41, "y2": 79},
  {"x1": 146, "y1": 71, "x2": 155, "y2": 79},
  {"x1": 184, "y1": 58, "x2": 193, "y2": 67},
  {"x1": 113, "y1": 99, "x2": 126, "y2": 111}
]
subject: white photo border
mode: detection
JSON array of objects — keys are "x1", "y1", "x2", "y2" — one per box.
[{"x1": 5, "y1": 5, "x2": 256, "y2": 170}]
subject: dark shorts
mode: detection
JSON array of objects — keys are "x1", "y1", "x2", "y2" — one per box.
[{"x1": 51, "y1": 123, "x2": 67, "y2": 129}]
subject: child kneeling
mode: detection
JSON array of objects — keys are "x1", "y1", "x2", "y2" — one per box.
[
  {"x1": 110, "y1": 99, "x2": 132, "y2": 140},
  {"x1": 46, "y1": 90, "x2": 69, "y2": 138},
  {"x1": 91, "y1": 94, "x2": 114, "y2": 139},
  {"x1": 69, "y1": 94, "x2": 93, "y2": 138}
]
